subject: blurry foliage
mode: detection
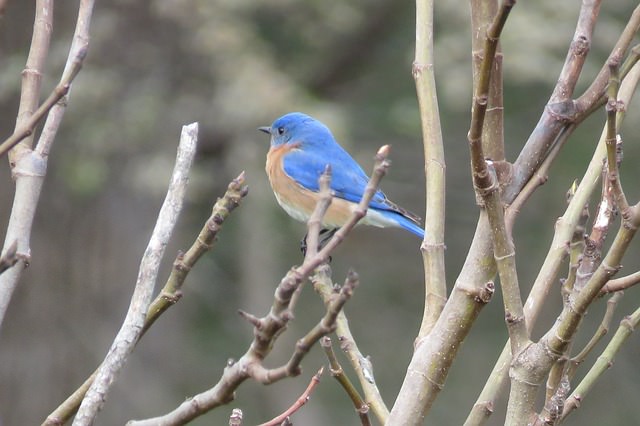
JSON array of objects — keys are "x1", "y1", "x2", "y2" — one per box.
[{"x1": 0, "y1": 1, "x2": 639, "y2": 425}]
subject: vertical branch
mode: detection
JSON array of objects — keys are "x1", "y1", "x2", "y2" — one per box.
[
  {"x1": 8, "y1": 0, "x2": 53, "y2": 166},
  {"x1": 73, "y1": 124, "x2": 198, "y2": 425},
  {"x1": 467, "y1": 0, "x2": 527, "y2": 354},
  {"x1": 470, "y1": 0, "x2": 504, "y2": 160},
  {"x1": 413, "y1": 0, "x2": 447, "y2": 338},
  {"x1": 0, "y1": 0, "x2": 94, "y2": 329}
]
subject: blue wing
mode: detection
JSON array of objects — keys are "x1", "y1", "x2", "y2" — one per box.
[{"x1": 282, "y1": 144, "x2": 392, "y2": 210}]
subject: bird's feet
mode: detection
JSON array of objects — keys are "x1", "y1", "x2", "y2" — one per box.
[{"x1": 300, "y1": 228, "x2": 338, "y2": 260}]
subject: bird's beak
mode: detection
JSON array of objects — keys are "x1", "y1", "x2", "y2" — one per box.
[{"x1": 258, "y1": 126, "x2": 271, "y2": 135}]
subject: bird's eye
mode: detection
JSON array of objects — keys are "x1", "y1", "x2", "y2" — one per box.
[{"x1": 277, "y1": 127, "x2": 285, "y2": 135}]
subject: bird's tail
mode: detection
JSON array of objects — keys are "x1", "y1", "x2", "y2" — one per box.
[{"x1": 393, "y1": 213, "x2": 425, "y2": 239}]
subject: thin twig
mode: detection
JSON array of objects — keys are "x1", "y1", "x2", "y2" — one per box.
[
  {"x1": 8, "y1": 0, "x2": 54, "y2": 165},
  {"x1": 321, "y1": 336, "x2": 371, "y2": 426},
  {"x1": 466, "y1": 0, "x2": 528, "y2": 355},
  {"x1": 311, "y1": 265, "x2": 389, "y2": 424},
  {"x1": 600, "y1": 271, "x2": 640, "y2": 294},
  {"x1": 561, "y1": 304, "x2": 640, "y2": 422},
  {"x1": 257, "y1": 368, "x2": 324, "y2": 426},
  {"x1": 73, "y1": 124, "x2": 198, "y2": 425},
  {"x1": 0, "y1": 47, "x2": 87, "y2": 159},
  {"x1": 252, "y1": 271, "x2": 359, "y2": 384},
  {"x1": 566, "y1": 291, "x2": 624, "y2": 379}
]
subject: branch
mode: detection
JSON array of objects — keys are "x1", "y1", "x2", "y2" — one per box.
[
  {"x1": 42, "y1": 171, "x2": 247, "y2": 426},
  {"x1": 560, "y1": 304, "x2": 640, "y2": 422},
  {"x1": 311, "y1": 265, "x2": 388, "y2": 424},
  {"x1": 7, "y1": 0, "x2": 54, "y2": 165},
  {"x1": 503, "y1": 0, "x2": 602, "y2": 202},
  {"x1": 0, "y1": 48, "x2": 87, "y2": 159},
  {"x1": 600, "y1": 270, "x2": 640, "y2": 294},
  {"x1": 0, "y1": 0, "x2": 95, "y2": 330},
  {"x1": 413, "y1": 0, "x2": 447, "y2": 338},
  {"x1": 566, "y1": 292, "x2": 624, "y2": 379},
  {"x1": 256, "y1": 368, "x2": 324, "y2": 426},
  {"x1": 73, "y1": 123, "x2": 198, "y2": 425},
  {"x1": 575, "y1": 4, "x2": 640, "y2": 113},
  {"x1": 252, "y1": 271, "x2": 359, "y2": 384},
  {"x1": 321, "y1": 337, "x2": 371, "y2": 426},
  {"x1": 466, "y1": 0, "x2": 528, "y2": 355}
]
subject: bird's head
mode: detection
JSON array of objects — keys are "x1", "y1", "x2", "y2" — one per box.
[{"x1": 259, "y1": 112, "x2": 331, "y2": 148}]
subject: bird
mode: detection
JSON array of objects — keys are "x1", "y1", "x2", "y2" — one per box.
[{"x1": 259, "y1": 112, "x2": 425, "y2": 247}]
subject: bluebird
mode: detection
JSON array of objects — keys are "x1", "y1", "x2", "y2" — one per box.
[{"x1": 259, "y1": 112, "x2": 425, "y2": 245}]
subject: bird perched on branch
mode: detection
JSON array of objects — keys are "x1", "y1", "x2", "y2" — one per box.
[{"x1": 259, "y1": 112, "x2": 425, "y2": 245}]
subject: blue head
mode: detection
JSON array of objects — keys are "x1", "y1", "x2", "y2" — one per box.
[{"x1": 259, "y1": 112, "x2": 334, "y2": 148}]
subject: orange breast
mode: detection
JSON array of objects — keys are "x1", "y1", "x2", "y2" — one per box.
[{"x1": 265, "y1": 144, "x2": 354, "y2": 228}]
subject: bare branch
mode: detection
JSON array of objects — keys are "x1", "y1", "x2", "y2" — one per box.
[
  {"x1": 311, "y1": 265, "x2": 389, "y2": 424},
  {"x1": 321, "y1": 336, "x2": 371, "y2": 426},
  {"x1": 0, "y1": 48, "x2": 87, "y2": 158},
  {"x1": 252, "y1": 270, "x2": 359, "y2": 384},
  {"x1": 256, "y1": 368, "x2": 324, "y2": 426},
  {"x1": 413, "y1": 0, "x2": 447, "y2": 338},
  {"x1": 8, "y1": 0, "x2": 54, "y2": 165},
  {"x1": 566, "y1": 292, "x2": 624, "y2": 379},
  {"x1": 467, "y1": 60, "x2": 640, "y2": 426},
  {"x1": 600, "y1": 270, "x2": 640, "y2": 295},
  {"x1": 73, "y1": 123, "x2": 198, "y2": 425},
  {"x1": 561, "y1": 304, "x2": 640, "y2": 422},
  {"x1": 0, "y1": 0, "x2": 95, "y2": 330}
]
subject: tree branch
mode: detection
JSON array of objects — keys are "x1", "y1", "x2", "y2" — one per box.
[
  {"x1": 256, "y1": 368, "x2": 324, "y2": 426},
  {"x1": 73, "y1": 123, "x2": 198, "y2": 425},
  {"x1": 311, "y1": 265, "x2": 389, "y2": 424},
  {"x1": 600, "y1": 270, "x2": 640, "y2": 295},
  {"x1": 0, "y1": 48, "x2": 87, "y2": 159},
  {"x1": 0, "y1": 0, "x2": 95, "y2": 330},
  {"x1": 560, "y1": 304, "x2": 640, "y2": 422},
  {"x1": 321, "y1": 336, "x2": 371, "y2": 426},
  {"x1": 7, "y1": 0, "x2": 53, "y2": 165},
  {"x1": 413, "y1": 0, "x2": 447, "y2": 338}
]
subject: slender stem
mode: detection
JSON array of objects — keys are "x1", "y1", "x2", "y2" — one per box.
[
  {"x1": 74, "y1": 124, "x2": 198, "y2": 425},
  {"x1": 413, "y1": 0, "x2": 447, "y2": 337},
  {"x1": 8, "y1": 0, "x2": 53, "y2": 165},
  {"x1": 257, "y1": 368, "x2": 324, "y2": 426},
  {"x1": 560, "y1": 304, "x2": 640, "y2": 422},
  {"x1": 321, "y1": 337, "x2": 371, "y2": 426},
  {"x1": 311, "y1": 266, "x2": 389, "y2": 424}
]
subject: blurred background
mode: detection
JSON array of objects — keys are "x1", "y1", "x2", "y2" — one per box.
[{"x1": 1, "y1": 0, "x2": 639, "y2": 424}]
